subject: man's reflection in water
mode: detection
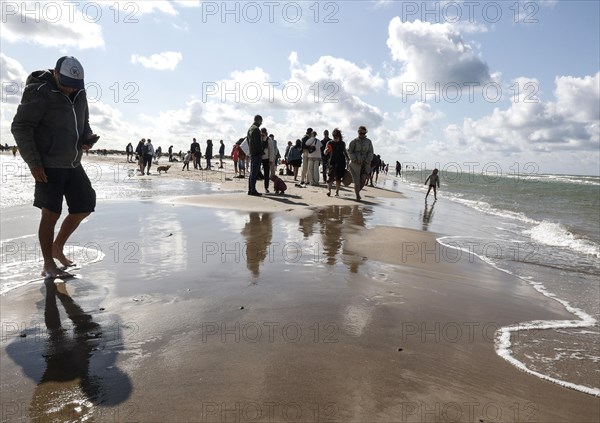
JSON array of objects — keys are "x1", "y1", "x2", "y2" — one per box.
[
  {"x1": 241, "y1": 212, "x2": 273, "y2": 278},
  {"x1": 420, "y1": 199, "x2": 436, "y2": 231},
  {"x1": 6, "y1": 280, "x2": 132, "y2": 422}
]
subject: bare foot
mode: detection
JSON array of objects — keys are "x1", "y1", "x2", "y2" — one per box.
[
  {"x1": 41, "y1": 265, "x2": 74, "y2": 279},
  {"x1": 52, "y1": 244, "x2": 74, "y2": 267}
]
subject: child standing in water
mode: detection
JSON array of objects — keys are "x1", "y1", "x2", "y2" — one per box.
[{"x1": 425, "y1": 168, "x2": 440, "y2": 200}]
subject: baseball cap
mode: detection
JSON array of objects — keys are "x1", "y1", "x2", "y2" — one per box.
[{"x1": 55, "y1": 56, "x2": 85, "y2": 89}]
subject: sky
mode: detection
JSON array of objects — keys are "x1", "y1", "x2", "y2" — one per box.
[{"x1": 1, "y1": 0, "x2": 599, "y2": 175}]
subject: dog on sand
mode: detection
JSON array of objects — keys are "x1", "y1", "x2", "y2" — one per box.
[{"x1": 157, "y1": 165, "x2": 171, "y2": 174}]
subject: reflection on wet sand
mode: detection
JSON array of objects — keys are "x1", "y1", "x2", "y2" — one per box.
[
  {"x1": 241, "y1": 212, "x2": 273, "y2": 278},
  {"x1": 300, "y1": 205, "x2": 370, "y2": 272},
  {"x1": 6, "y1": 280, "x2": 131, "y2": 422},
  {"x1": 420, "y1": 199, "x2": 436, "y2": 231}
]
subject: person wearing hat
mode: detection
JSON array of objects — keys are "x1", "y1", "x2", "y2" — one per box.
[
  {"x1": 11, "y1": 56, "x2": 99, "y2": 279},
  {"x1": 347, "y1": 125, "x2": 374, "y2": 201}
]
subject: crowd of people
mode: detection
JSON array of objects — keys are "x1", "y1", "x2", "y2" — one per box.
[{"x1": 123, "y1": 116, "x2": 408, "y2": 201}]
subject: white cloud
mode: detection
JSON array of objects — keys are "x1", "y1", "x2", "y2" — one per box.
[
  {"x1": 387, "y1": 18, "x2": 492, "y2": 96},
  {"x1": 0, "y1": 1, "x2": 104, "y2": 49},
  {"x1": 445, "y1": 73, "x2": 600, "y2": 156},
  {"x1": 131, "y1": 51, "x2": 183, "y2": 71}
]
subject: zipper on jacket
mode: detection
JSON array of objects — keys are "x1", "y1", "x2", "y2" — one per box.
[{"x1": 52, "y1": 88, "x2": 83, "y2": 168}]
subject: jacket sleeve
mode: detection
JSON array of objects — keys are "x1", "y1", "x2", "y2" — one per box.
[
  {"x1": 365, "y1": 140, "x2": 374, "y2": 167},
  {"x1": 10, "y1": 85, "x2": 47, "y2": 169},
  {"x1": 347, "y1": 139, "x2": 357, "y2": 162}
]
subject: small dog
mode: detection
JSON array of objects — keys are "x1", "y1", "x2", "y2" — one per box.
[
  {"x1": 270, "y1": 174, "x2": 287, "y2": 194},
  {"x1": 157, "y1": 165, "x2": 171, "y2": 174}
]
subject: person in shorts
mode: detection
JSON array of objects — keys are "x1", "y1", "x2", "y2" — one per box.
[{"x1": 11, "y1": 56, "x2": 98, "y2": 279}]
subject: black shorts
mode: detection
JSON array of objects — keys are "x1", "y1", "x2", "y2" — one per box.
[{"x1": 34, "y1": 166, "x2": 96, "y2": 214}]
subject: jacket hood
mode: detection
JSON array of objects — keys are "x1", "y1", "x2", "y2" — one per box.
[{"x1": 26, "y1": 69, "x2": 57, "y2": 88}]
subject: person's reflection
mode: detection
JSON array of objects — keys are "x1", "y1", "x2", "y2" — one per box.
[
  {"x1": 241, "y1": 212, "x2": 273, "y2": 278},
  {"x1": 420, "y1": 199, "x2": 436, "y2": 231},
  {"x1": 317, "y1": 206, "x2": 352, "y2": 266},
  {"x1": 26, "y1": 280, "x2": 101, "y2": 421},
  {"x1": 25, "y1": 280, "x2": 131, "y2": 421}
]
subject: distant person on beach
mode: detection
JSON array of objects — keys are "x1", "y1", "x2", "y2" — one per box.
[
  {"x1": 348, "y1": 126, "x2": 373, "y2": 201},
  {"x1": 218, "y1": 140, "x2": 225, "y2": 169},
  {"x1": 143, "y1": 139, "x2": 154, "y2": 175},
  {"x1": 12, "y1": 145, "x2": 18, "y2": 157},
  {"x1": 231, "y1": 141, "x2": 240, "y2": 177},
  {"x1": 261, "y1": 128, "x2": 275, "y2": 193},
  {"x1": 247, "y1": 114, "x2": 263, "y2": 196},
  {"x1": 286, "y1": 139, "x2": 303, "y2": 181},
  {"x1": 369, "y1": 154, "x2": 381, "y2": 187},
  {"x1": 168, "y1": 145, "x2": 173, "y2": 162},
  {"x1": 424, "y1": 168, "x2": 440, "y2": 200},
  {"x1": 307, "y1": 131, "x2": 322, "y2": 186},
  {"x1": 126, "y1": 142, "x2": 134, "y2": 163},
  {"x1": 135, "y1": 139, "x2": 145, "y2": 174},
  {"x1": 324, "y1": 128, "x2": 349, "y2": 197},
  {"x1": 182, "y1": 151, "x2": 191, "y2": 171},
  {"x1": 320, "y1": 129, "x2": 331, "y2": 182},
  {"x1": 237, "y1": 139, "x2": 247, "y2": 178},
  {"x1": 205, "y1": 139, "x2": 213, "y2": 169},
  {"x1": 300, "y1": 127, "x2": 313, "y2": 186},
  {"x1": 11, "y1": 56, "x2": 98, "y2": 279},
  {"x1": 396, "y1": 161, "x2": 402, "y2": 177},
  {"x1": 284, "y1": 141, "x2": 293, "y2": 175},
  {"x1": 190, "y1": 138, "x2": 201, "y2": 169},
  {"x1": 155, "y1": 146, "x2": 162, "y2": 163}
]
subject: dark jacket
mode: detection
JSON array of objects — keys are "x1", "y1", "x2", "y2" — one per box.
[
  {"x1": 11, "y1": 69, "x2": 92, "y2": 169},
  {"x1": 247, "y1": 123, "x2": 262, "y2": 157}
]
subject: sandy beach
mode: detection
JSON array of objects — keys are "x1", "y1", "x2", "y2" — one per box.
[{"x1": 1, "y1": 154, "x2": 598, "y2": 422}]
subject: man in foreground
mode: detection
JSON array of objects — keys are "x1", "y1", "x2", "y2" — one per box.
[{"x1": 11, "y1": 56, "x2": 99, "y2": 279}]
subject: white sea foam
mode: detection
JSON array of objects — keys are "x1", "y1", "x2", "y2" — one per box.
[
  {"x1": 437, "y1": 235, "x2": 600, "y2": 397},
  {"x1": 0, "y1": 245, "x2": 105, "y2": 295},
  {"x1": 525, "y1": 221, "x2": 600, "y2": 259}
]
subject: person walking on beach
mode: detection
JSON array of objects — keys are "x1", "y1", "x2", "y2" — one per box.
[
  {"x1": 261, "y1": 128, "x2": 275, "y2": 193},
  {"x1": 286, "y1": 139, "x2": 303, "y2": 182},
  {"x1": 324, "y1": 128, "x2": 349, "y2": 197},
  {"x1": 168, "y1": 145, "x2": 173, "y2": 162},
  {"x1": 190, "y1": 138, "x2": 201, "y2": 169},
  {"x1": 300, "y1": 127, "x2": 312, "y2": 186},
  {"x1": 144, "y1": 139, "x2": 154, "y2": 175},
  {"x1": 205, "y1": 139, "x2": 213, "y2": 170},
  {"x1": 126, "y1": 142, "x2": 134, "y2": 163},
  {"x1": 247, "y1": 115, "x2": 263, "y2": 196},
  {"x1": 347, "y1": 126, "x2": 373, "y2": 201},
  {"x1": 135, "y1": 139, "x2": 145, "y2": 174},
  {"x1": 307, "y1": 131, "x2": 322, "y2": 186},
  {"x1": 424, "y1": 168, "x2": 440, "y2": 200},
  {"x1": 231, "y1": 141, "x2": 240, "y2": 177},
  {"x1": 218, "y1": 140, "x2": 225, "y2": 169},
  {"x1": 396, "y1": 161, "x2": 402, "y2": 177},
  {"x1": 182, "y1": 151, "x2": 191, "y2": 171},
  {"x1": 11, "y1": 56, "x2": 98, "y2": 279},
  {"x1": 320, "y1": 129, "x2": 331, "y2": 182}
]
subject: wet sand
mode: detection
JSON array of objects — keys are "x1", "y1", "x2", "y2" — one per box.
[{"x1": 1, "y1": 155, "x2": 599, "y2": 422}]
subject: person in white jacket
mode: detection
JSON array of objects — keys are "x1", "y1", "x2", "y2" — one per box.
[
  {"x1": 260, "y1": 127, "x2": 276, "y2": 193},
  {"x1": 307, "y1": 131, "x2": 322, "y2": 186}
]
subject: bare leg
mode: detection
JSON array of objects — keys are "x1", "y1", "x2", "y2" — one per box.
[
  {"x1": 433, "y1": 186, "x2": 437, "y2": 200},
  {"x1": 426, "y1": 186, "x2": 432, "y2": 199},
  {"x1": 335, "y1": 180, "x2": 341, "y2": 196},
  {"x1": 39, "y1": 208, "x2": 63, "y2": 277},
  {"x1": 52, "y1": 212, "x2": 90, "y2": 267}
]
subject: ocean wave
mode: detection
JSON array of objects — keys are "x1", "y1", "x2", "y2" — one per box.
[
  {"x1": 437, "y1": 236, "x2": 600, "y2": 397},
  {"x1": 525, "y1": 221, "x2": 600, "y2": 259}
]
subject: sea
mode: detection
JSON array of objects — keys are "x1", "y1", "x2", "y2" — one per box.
[{"x1": 1, "y1": 154, "x2": 599, "y2": 396}]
